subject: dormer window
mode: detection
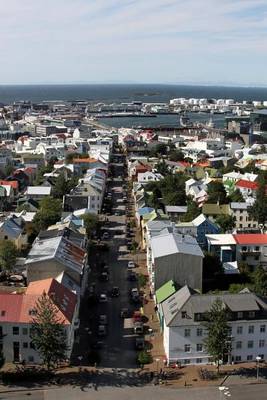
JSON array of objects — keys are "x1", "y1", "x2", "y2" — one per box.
[
  {"x1": 181, "y1": 311, "x2": 187, "y2": 319},
  {"x1": 237, "y1": 312, "x2": 243, "y2": 319},
  {"x1": 248, "y1": 311, "x2": 255, "y2": 318}
]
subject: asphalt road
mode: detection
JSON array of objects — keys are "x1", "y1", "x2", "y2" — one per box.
[
  {"x1": 72, "y1": 158, "x2": 140, "y2": 368},
  {"x1": 1, "y1": 383, "x2": 267, "y2": 400}
]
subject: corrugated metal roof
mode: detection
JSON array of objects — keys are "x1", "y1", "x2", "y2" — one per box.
[{"x1": 151, "y1": 232, "x2": 204, "y2": 259}]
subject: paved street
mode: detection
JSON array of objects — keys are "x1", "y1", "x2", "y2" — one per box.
[
  {"x1": 1, "y1": 383, "x2": 267, "y2": 400},
  {"x1": 72, "y1": 155, "x2": 141, "y2": 368}
]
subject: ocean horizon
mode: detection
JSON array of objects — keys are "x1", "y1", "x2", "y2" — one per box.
[{"x1": 1, "y1": 83, "x2": 267, "y2": 104}]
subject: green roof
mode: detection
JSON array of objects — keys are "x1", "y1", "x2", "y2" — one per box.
[
  {"x1": 202, "y1": 204, "x2": 230, "y2": 215},
  {"x1": 156, "y1": 280, "x2": 176, "y2": 304}
]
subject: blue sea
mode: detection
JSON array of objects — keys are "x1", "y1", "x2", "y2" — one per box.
[{"x1": 1, "y1": 83, "x2": 267, "y2": 129}]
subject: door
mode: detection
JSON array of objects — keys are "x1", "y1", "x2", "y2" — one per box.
[{"x1": 13, "y1": 342, "x2": 20, "y2": 362}]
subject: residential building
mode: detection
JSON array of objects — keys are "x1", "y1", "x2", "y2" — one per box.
[
  {"x1": 148, "y1": 230, "x2": 203, "y2": 293},
  {"x1": 161, "y1": 286, "x2": 267, "y2": 365},
  {"x1": 0, "y1": 278, "x2": 78, "y2": 364},
  {"x1": 25, "y1": 235, "x2": 88, "y2": 296},
  {"x1": 230, "y1": 202, "x2": 259, "y2": 231},
  {"x1": 25, "y1": 186, "x2": 51, "y2": 201}
]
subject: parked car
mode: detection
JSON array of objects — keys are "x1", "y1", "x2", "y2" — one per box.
[
  {"x1": 102, "y1": 265, "x2": 110, "y2": 273},
  {"x1": 128, "y1": 261, "x2": 135, "y2": 269},
  {"x1": 110, "y1": 286, "x2": 120, "y2": 297},
  {"x1": 99, "y1": 293, "x2": 108, "y2": 303},
  {"x1": 135, "y1": 337, "x2": 145, "y2": 350},
  {"x1": 120, "y1": 308, "x2": 129, "y2": 318},
  {"x1": 131, "y1": 288, "x2": 139, "y2": 301},
  {"x1": 98, "y1": 314, "x2": 108, "y2": 325},
  {"x1": 102, "y1": 232, "x2": 110, "y2": 240},
  {"x1": 133, "y1": 322, "x2": 144, "y2": 335},
  {"x1": 127, "y1": 271, "x2": 137, "y2": 281},
  {"x1": 98, "y1": 325, "x2": 107, "y2": 336},
  {"x1": 99, "y1": 272, "x2": 109, "y2": 281},
  {"x1": 133, "y1": 310, "x2": 142, "y2": 322}
]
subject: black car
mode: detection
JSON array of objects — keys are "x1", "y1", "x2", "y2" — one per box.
[
  {"x1": 99, "y1": 272, "x2": 109, "y2": 281},
  {"x1": 127, "y1": 271, "x2": 137, "y2": 281},
  {"x1": 110, "y1": 286, "x2": 120, "y2": 297}
]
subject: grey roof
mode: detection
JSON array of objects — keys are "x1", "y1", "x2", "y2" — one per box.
[
  {"x1": 165, "y1": 206, "x2": 188, "y2": 213},
  {"x1": 151, "y1": 232, "x2": 204, "y2": 259},
  {"x1": 161, "y1": 286, "x2": 267, "y2": 327},
  {"x1": 230, "y1": 202, "x2": 249, "y2": 210},
  {"x1": 0, "y1": 218, "x2": 22, "y2": 239}
]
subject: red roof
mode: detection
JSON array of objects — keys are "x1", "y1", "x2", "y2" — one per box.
[
  {"x1": 234, "y1": 234, "x2": 267, "y2": 245},
  {"x1": 73, "y1": 158, "x2": 97, "y2": 163},
  {"x1": 0, "y1": 278, "x2": 77, "y2": 325},
  {"x1": 236, "y1": 180, "x2": 258, "y2": 190},
  {"x1": 0, "y1": 180, "x2": 18, "y2": 190}
]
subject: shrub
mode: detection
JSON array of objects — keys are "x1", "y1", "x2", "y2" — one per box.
[{"x1": 137, "y1": 351, "x2": 152, "y2": 365}]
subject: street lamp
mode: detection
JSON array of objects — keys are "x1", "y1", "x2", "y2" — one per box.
[
  {"x1": 155, "y1": 358, "x2": 160, "y2": 374},
  {"x1": 256, "y1": 356, "x2": 261, "y2": 380}
]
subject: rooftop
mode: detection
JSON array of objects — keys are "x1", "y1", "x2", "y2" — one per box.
[{"x1": 151, "y1": 232, "x2": 204, "y2": 259}]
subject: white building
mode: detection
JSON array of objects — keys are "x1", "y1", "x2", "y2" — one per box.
[
  {"x1": 137, "y1": 171, "x2": 163, "y2": 185},
  {"x1": 161, "y1": 286, "x2": 267, "y2": 366},
  {"x1": 230, "y1": 202, "x2": 259, "y2": 230},
  {"x1": 0, "y1": 278, "x2": 79, "y2": 364}
]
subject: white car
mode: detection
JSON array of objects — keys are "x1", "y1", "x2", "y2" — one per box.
[
  {"x1": 128, "y1": 261, "x2": 135, "y2": 269},
  {"x1": 99, "y1": 293, "x2": 108, "y2": 303}
]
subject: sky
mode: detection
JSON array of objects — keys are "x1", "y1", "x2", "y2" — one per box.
[{"x1": 0, "y1": 0, "x2": 267, "y2": 86}]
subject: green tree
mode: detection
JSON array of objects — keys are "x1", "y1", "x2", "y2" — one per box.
[
  {"x1": 149, "y1": 143, "x2": 168, "y2": 157},
  {"x1": 253, "y1": 266, "x2": 267, "y2": 296},
  {"x1": 82, "y1": 213, "x2": 101, "y2": 239},
  {"x1": 30, "y1": 293, "x2": 68, "y2": 370},
  {"x1": 168, "y1": 149, "x2": 185, "y2": 162},
  {"x1": 0, "y1": 240, "x2": 17, "y2": 271},
  {"x1": 228, "y1": 189, "x2": 244, "y2": 203},
  {"x1": 53, "y1": 173, "x2": 69, "y2": 199},
  {"x1": 215, "y1": 215, "x2": 235, "y2": 233},
  {"x1": 248, "y1": 176, "x2": 267, "y2": 225},
  {"x1": 228, "y1": 283, "x2": 252, "y2": 294},
  {"x1": 207, "y1": 181, "x2": 228, "y2": 204},
  {"x1": 33, "y1": 197, "x2": 62, "y2": 231},
  {"x1": 155, "y1": 160, "x2": 170, "y2": 176},
  {"x1": 203, "y1": 252, "x2": 224, "y2": 280},
  {"x1": 181, "y1": 198, "x2": 201, "y2": 222},
  {"x1": 203, "y1": 298, "x2": 230, "y2": 373},
  {"x1": 137, "y1": 350, "x2": 152, "y2": 365}
]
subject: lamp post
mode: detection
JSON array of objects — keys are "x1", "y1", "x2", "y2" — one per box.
[
  {"x1": 155, "y1": 358, "x2": 160, "y2": 374},
  {"x1": 256, "y1": 356, "x2": 261, "y2": 380}
]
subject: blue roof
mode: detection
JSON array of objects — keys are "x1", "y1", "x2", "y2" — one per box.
[{"x1": 138, "y1": 207, "x2": 154, "y2": 216}]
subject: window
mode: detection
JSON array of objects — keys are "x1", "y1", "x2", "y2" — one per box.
[
  {"x1": 247, "y1": 355, "x2": 253, "y2": 361},
  {"x1": 236, "y1": 341, "x2": 242, "y2": 349},
  {"x1": 22, "y1": 328, "x2": 28, "y2": 335},
  {"x1": 237, "y1": 326, "x2": 243, "y2": 334},
  {"x1": 184, "y1": 344, "x2": 191, "y2": 353},
  {"x1": 23, "y1": 342, "x2": 28, "y2": 348},
  {"x1": 258, "y1": 354, "x2": 264, "y2": 360},
  {"x1": 259, "y1": 340, "x2": 265, "y2": 348},
  {"x1": 248, "y1": 311, "x2": 255, "y2": 318},
  {"x1": 248, "y1": 325, "x2": 254, "y2": 334},
  {"x1": 248, "y1": 340, "x2": 254, "y2": 348},
  {"x1": 237, "y1": 312, "x2": 243, "y2": 319},
  {"x1": 240, "y1": 217, "x2": 243, "y2": 222},
  {"x1": 196, "y1": 344, "x2": 203, "y2": 352},
  {"x1": 196, "y1": 358, "x2": 202, "y2": 364},
  {"x1": 235, "y1": 356, "x2": 242, "y2": 362},
  {"x1": 181, "y1": 311, "x2": 187, "y2": 319},
  {"x1": 28, "y1": 356, "x2": 34, "y2": 362},
  {"x1": 12, "y1": 327, "x2": 19, "y2": 335},
  {"x1": 242, "y1": 246, "x2": 246, "y2": 250},
  {"x1": 255, "y1": 256, "x2": 259, "y2": 261},
  {"x1": 197, "y1": 328, "x2": 203, "y2": 337},
  {"x1": 260, "y1": 325, "x2": 266, "y2": 333},
  {"x1": 184, "y1": 359, "x2": 191, "y2": 364},
  {"x1": 1, "y1": 311, "x2": 5, "y2": 317},
  {"x1": 184, "y1": 329, "x2": 191, "y2": 337},
  {"x1": 30, "y1": 342, "x2": 35, "y2": 349},
  {"x1": 4, "y1": 235, "x2": 8, "y2": 240},
  {"x1": 195, "y1": 313, "x2": 202, "y2": 321},
  {"x1": 255, "y1": 246, "x2": 260, "y2": 251}
]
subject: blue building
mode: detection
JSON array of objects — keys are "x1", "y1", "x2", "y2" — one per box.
[{"x1": 192, "y1": 214, "x2": 220, "y2": 249}]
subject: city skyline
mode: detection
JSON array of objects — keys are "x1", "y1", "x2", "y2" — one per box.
[{"x1": 0, "y1": 0, "x2": 267, "y2": 85}]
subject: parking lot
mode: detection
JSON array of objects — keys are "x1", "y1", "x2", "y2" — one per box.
[{"x1": 72, "y1": 153, "x2": 144, "y2": 368}]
